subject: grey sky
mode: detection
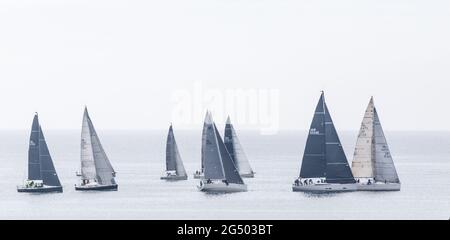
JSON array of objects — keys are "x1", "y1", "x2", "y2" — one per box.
[{"x1": 0, "y1": 0, "x2": 449, "y2": 131}]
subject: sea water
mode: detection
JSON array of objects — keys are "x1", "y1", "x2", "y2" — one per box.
[{"x1": 0, "y1": 130, "x2": 448, "y2": 220}]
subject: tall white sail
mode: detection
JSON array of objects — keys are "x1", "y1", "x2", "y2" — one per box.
[
  {"x1": 374, "y1": 108, "x2": 400, "y2": 183},
  {"x1": 80, "y1": 107, "x2": 116, "y2": 185},
  {"x1": 352, "y1": 97, "x2": 375, "y2": 178},
  {"x1": 80, "y1": 109, "x2": 97, "y2": 181},
  {"x1": 352, "y1": 97, "x2": 400, "y2": 184}
]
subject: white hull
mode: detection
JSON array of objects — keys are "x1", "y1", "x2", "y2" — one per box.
[
  {"x1": 160, "y1": 175, "x2": 188, "y2": 181},
  {"x1": 357, "y1": 183, "x2": 401, "y2": 191},
  {"x1": 198, "y1": 182, "x2": 247, "y2": 193},
  {"x1": 293, "y1": 183, "x2": 357, "y2": 193},
  {"x1": 240, "y1": 172, "x2": 255, "y2": 178}
]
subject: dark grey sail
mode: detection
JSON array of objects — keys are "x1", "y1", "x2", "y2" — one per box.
[
  {"x1": 28, "y1": 115, "x2": 41, "y2": 181},
  {"x1": 299, "y1": 93, "x2": 326, "y2": 179},
  {"x1": 203, "y1": 113, "x2": 226, "y2": 180},
  {"x1": 166, "y1": 126, "x2": 178, "y2": 172},
  {"x1": 28, "y1": 114, "x2": 61, "y2": 186},
  {"x1": 324, "y1": 104, "x2": 355, "y2": 184},
  {"x1": 166, "y1": 125, "x2": 187, "y2": 176},
  {"x1": 299, "y1": 92, "x2": 355, "y2": 184},
  {"x1": 215, "y1": 125, "x2": 244, "y2": 184},
  {"x1": 38, "y1": 126, "x2": 62, "y2": 186}
]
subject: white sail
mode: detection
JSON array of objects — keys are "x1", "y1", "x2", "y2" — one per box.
[
  {"x1": 89, "y1": 120, "x2": 116, "y2": 185},
  {"x1": 80, "y1": 110, "x2": 97, "y2": 181},
  {"x1": 80, "y1": 108, "x2": 116, "y2": 185},
  {"x1": 352, "y1": 97, "x2": 400, "y2": 184},
  {"x1": 352, "y1": 97, "x2": 375, "y2": 178},
  {"x1": 374, "y1": 108, "x2": 400, "y2": 183}
]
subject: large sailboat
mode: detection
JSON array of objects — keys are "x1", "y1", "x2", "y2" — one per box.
[
  {"x1": 351, "y1": 97, "x2": 401, "y2": 191},
  {"x1": 224, "y1": 116, "x2": 255, "y2": 178},
  {"x1": 198, "y1": 112, "x2": 247, "y2": 193},
  {"x1": 293, "y1": 92, "x2": 357, "y2": 193},
  {"x1": 75, "y1": 107, "x2": 118, "y2": 191},
  {"x1": 161, "y1": 124, "x2": 188, "y2": 180},
  {"x1": 17, "y1": 113, "x2": 63, "y2": 193}
]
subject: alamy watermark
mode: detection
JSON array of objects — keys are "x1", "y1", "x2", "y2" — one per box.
[{"x1": 171, "y1": 81, "x2": 280, "y2": 135}]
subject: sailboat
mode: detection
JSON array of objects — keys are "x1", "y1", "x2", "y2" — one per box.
[
  {"x1": 17, "y1": 113, "x2": 63, "y2": 193},
  {"x1": 351, "y1": 97, "x2": 401, "y2": 191},
  {"x1": 161, "y1": 124, "x2": 188, "y2": 180},
  {"x1": 224, "y1": 116, "x2": 255, "y2": 178},
  {"x1": 75, "y1": 107, "x2": 118, "y2": 191},
  {"x1": 193, "y1": 112, "x2": 209, "y2": 179},
  {"x1": 198, "y1": 112, "x2": 247, "y2": 193},
  {"x1": 293, "y1": 92, "x2": 357, "y2": 193}
]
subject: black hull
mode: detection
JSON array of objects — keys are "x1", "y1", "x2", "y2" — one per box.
[
  {"x1": 17, "y1": 186, "x2": 63, "y2": 193},
  {"x1": 75, "y1": 184, "x2": 118, "y2": 191}
]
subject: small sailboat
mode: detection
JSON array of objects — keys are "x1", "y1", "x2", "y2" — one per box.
[
  {"x1": 224, "y1": 116, "x2": 255, "y2": 178},
  {"x1": 351, "y1": 97, "x2": 401, "y2": 191},
  {"x1": 161, "y1": 124, "x2": 188, "y2": 180},
  {"x1": 193, "y1": 112, "x2": 209, "y2": 179},
  {"x1": 75, "y1": 107, "x2": 118, "y2": 191},
  {"x1": 17, "y1": 113, "x2": 63, "y2": 193},
  {"x1": 198, "y1": 112, "x2": 247, "y2": 193},
  {"x1": 293, "y1": 92, "x2": 357, "y2": 193}
]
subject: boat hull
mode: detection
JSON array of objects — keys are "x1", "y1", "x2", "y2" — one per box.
[
  {"x1": 357, "y1": 183, "x2": 401, "y2": 191},
  {"x1": 75, "y1": 184, "x2": 118, "y2": 191},
  {"x1": 161, "y1": 175, "x2": 188, "y2": 181},
  {"x1": 198, "y1": 182, "x2": 247, "y2": 193},
  {"x1": 193, "y1": 173, "x2": 204, "y2": 179},
  {"x1": 17, "y1": 185, "x2": 63, "y2": 193},
  {"x1": 292, "y1": 183, "x2": 357, "y2": 193},
  {"x1": 240, "y1": 172, "x2": 255, "y2": 178}
]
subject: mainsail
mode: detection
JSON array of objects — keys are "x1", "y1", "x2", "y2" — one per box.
[
  {"x1": 299, "y1": 92, "x2": 355, "y2": 184},
  {"x1": 28, "y1": 114, "x2": 61, "y2": 186},
  {"x1": 80, "y1": 107, "x2": 116, "y2": 185},
  {"x1": 352, "y1": 98, "x2": 375, "y2": 178},
  {"x1": 224, "y1": 117, "x2": 254, "y2": 176},
  {"x1": 202, "y1": 112, "x2": 244, "y2": 184},
  {"x1": 166, "y1": 125, "x2": 187, "y2": 177},
  {"x1": 352, "y1": 98, "x2": 400, "y2": 183}
]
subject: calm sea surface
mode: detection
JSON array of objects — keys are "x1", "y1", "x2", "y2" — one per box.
[{"x1": 0, "y1": 130, "x2": 448, "y2": 220}]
